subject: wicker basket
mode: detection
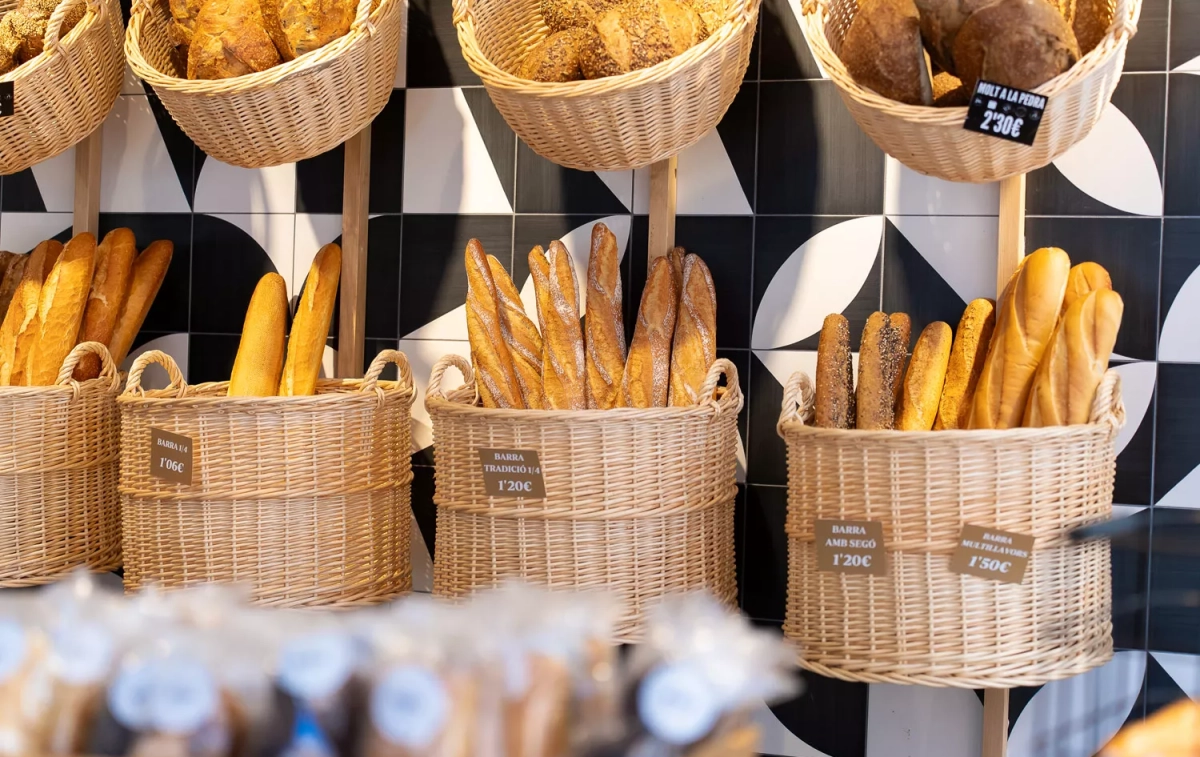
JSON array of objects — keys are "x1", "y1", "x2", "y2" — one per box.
[
  {"x1": 776, "y1": 369, "x2": 1124, "y2": 688},
  {"x1": 800, "y1": 0, "x2": 1141, "y2": 183},
  {"x1": 117, "y1": 349, "x2": 414, "y2": 608},
  {"x1": 0, "y1": 0, "x2": 123, "y2": 175},
  {"x1": 125, "y1": 0, "x2": 401, "y2": 169},
  {"x1": 452, "y1": 0, "x2": 760, "y2": 171},
  {"x1": 0, "y1": 342, "x2": 122, "y2": 587},
  {"x1": 426, "y1": 354, "x2": 742, "y2": 641}
]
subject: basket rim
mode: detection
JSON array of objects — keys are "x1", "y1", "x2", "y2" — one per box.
[
  {"x1": 117, "y1": 378, "x2": 414, "y2": 408},
  {"x1": 0, "y1": 0, "x2": 116, "y2": 83}
]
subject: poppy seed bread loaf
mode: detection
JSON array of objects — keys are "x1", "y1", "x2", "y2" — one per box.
[
  {"x1": 539, "y1": 0, "x2": 621, "y2": 31},
  {"x1": 518, "y1": 28, "x2": 584, "y2": 81},
  {"x1": 578, "y1": 0, "x2": 705, "y2": 79}
]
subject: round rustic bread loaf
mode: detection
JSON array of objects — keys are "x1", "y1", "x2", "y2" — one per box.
[
  {"x1": 1069, "y1": 0, "x2": 1111, "y2": 55},
  {"x1": 540, "y1": 0, "x2": 622, "y2": 31},
  {"x1": 518, "y1": 28, "x2": 584, "y2": 81},
  {"x1": 913, "y1": 0, "x2": 999, "y2": 73},
  {"x1": 839, "y1": 0, "x2": 933, "y2": 105},
  {"x1": 578, "y1": 0, "x2": 705, "y2": 79},
  {"x1": 952, "y1": 0, "x2": 1080, "y2": 91}
]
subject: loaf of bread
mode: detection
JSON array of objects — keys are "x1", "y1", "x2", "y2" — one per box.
[
  {"x1": 108, "y1": 240, "x2": 173, "y2": 367},
  {"x1": 73, "y1": 228, "x2": 136, "y2": 381},
  {"x1": 1062, "y1": 261, "x2": 1111, "y2": 314},
  {"x1": 280, "y1": 243, "x2": 340, "y2": 396},
  {"x1": 228, "y1": 272, "x2": 288, "y2": 396},
  {"x1": 1099, "y1": 698, "x2": 1200, "y2": 757},
  {"x1": 689, "y1": 0, "x2": 722, "y2": 35},
  {"x1": 855, "y1": 312, "x2": 911, "y2": 430},
  {"x1": 0, "y1": 0, "x2": 84, "y2": 67},
  {"x1": 169, "y1": 0, "x2": 204, "y2": 47},
  {"x1": 814, "y1": 314, "x2": 855, "y2": 429},
  {"x1": 914, "y1": 0, "x2": 996, "y2": 72},
  {"x1": 1065, "y1": 0, "x2": 1109, "y2": 55},
  {"x1": 187, "y1": 0, "x2": 282, "y2": 79},
  {"x1": 518, "y1": 29, "x2": 584, "y2": 81},
  {"x1": 840, "y1": 0, "x2": 933, "y2": 105},
  {"x1": 1024, "y1": 288, "x2": 1122, "y2": 427},
  {"x1": 897, "y1": 321, "x2": 952, "y2": 430},
  {"x1": 540, "y1": 0, "x2": 620, "y2": 31},
  {"x1": 971, "y1": 246, "x2": 1071, "y2": 429},
  {"x1": 953, "y1": 0, "x2": 1080, "y2": 91},
  {"x1": 488, "y1": 254, "x2": 545, "y2": 409},
  {"x1": 668, "y1": 254, "x2": 716, "y2": 406},
  {"x1": 623, "y1": 257, "x2": 677, "y2": 408},
  {"x1": 667, "y1": 245, "x2": 684, "y2": 304},
  {"x1": 0, "y1": 240, "x2": 61, "y2": 385},
  {"x1": 934, "y1": 298, "x2": 995, "y2": 430},
  {"x1": 26, "y1": 233, "x2": 96, "y2": 386},
  {"x1": 932, "y1": 70, "x2": 970, "y2": 106},
  {"x1": 584, "y1": 223, "x2": 626, "y2": 409},
  {"x1": 268, "y1": 0, "x2": 354, "y2": 60},
  {"x1": 467, "y1": 240, "x2": 523, "y2": 409},
  {"x1": 0, "y1": 251, "x2": 25, "y2": 320},
  {"x1": 530, "y1": 241, "x2": 587, "y2": 410},
  {"x1": 578, "y1": 0, "x2": 705, "y2": 79}
]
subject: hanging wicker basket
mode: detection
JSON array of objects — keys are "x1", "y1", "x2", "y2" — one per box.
[
  {"x1": 125, "y1": 0, "x2": 401, "y2": 168},
  {"x1": 452, "y1": 0, "x2": 760, "y2": 171},
  {"x1": 799, "y1": 0, "x2": 1141, "y2": 183},
  {"x1": 118, "y1": 349, "x2": 414, "y2": 608},
  {"x1": 426, "y1": 355, "x2": 742, "y2": 642},
  {"x1": 776, "y1": 369, "x2": 1124, "y2": 688},
  {"x1": 0, "y1": 0, "x2": 123, "y2": 175}
]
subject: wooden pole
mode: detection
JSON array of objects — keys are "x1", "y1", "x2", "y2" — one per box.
[
  {"x1": 72, "y1": 131, "x2": 102, "y2": 236},
  {"x1": 647, "y1": 156, "x2": 677, "y2": 262},
  {"x1": 337, "y1": 126, "x2": 371, "y2": 378}
]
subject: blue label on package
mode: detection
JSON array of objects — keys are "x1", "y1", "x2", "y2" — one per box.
[
  {"x1": 963, "y1": 80, "x2": 1046, "y2": 146},
  {"x1": 0, "y1": 82, "x2": 12, "y2": 117}
]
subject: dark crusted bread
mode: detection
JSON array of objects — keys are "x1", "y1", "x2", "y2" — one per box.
[
  {"x1": 952, "y1": 0, "x2": 1080, "y2": 91},
  {"x1": 839, "y1": 0, "x2": 933, "y2": 106}
]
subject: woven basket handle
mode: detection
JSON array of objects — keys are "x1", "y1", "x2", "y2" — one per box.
[
  {"x1": 427, "y1": 354, "x2": 477, "y2": 405},
  {"x1": 698, "y1": 358, "x2": 743, "y2": 413},
  {"x1": 451, "y1": 0, "x2": 471, "y2": 25},
  {"x1": 44, "y1": 0, "x2": 96, "y2": 53},
  {"x1": 124, "y1": 350, "x2": 187, "y2": 397},
  {"x1": 800, "y1": 0, "x2": 825, "y2": 16},
  {"x1": 350, "y1": 0, "x2": 374, "y2": 33},
  {"x1": 1089, "y1": 368, "x2": 1125, "y2": 438},
  {"x1": 360, "y1": 349, "x2": 414, "y2": 396},
  {"x1": 55, "y1": 341, "x2": 120, "y2": 391},
  {"x1": 1111, "y1": 0, "x2": 1139, "y2": 37},
  {"x1": 777, "y1": 371, "x2": 815, "y2": 433}
]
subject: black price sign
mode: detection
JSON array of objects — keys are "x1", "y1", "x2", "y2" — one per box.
[
  {"x1": 963, "y1": 80, "x2": 1047, "y2": 146},
  {"x1": 949, "y1": 524, "x2": 1034, "y2": 584},
  {"x1": 478, "y1": 448, "x2": 546, "y2": 498},
  {"x1": 0, "y1": 82, "x2": 12, "y2": 117}
]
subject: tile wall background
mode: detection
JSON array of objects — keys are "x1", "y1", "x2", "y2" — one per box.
[{"x1": 2, "y1": 0, "x2": 1200, "y2": 753}]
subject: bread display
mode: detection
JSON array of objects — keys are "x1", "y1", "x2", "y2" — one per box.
[
  {"x1": 467, "y1": 240, "x2": 524, "y2": 409},
  {"x1": 0, "y1": 0, "x2": 85, "y2": 73},
  {"x1": 518, "y1": 28, "x2": 584, "y2": 82},
  {"x1": 540, "y1": 0, "x2": 621, "y2": 31},
  {"x1": 108, "y1": 240, "x2": 174, "y2": 367},
  {"x1": 25, "y1": 233, "x2": 96, "y2": 387},
  {"x1": 74, "y1": 228, "x2": 137, "y2": 382},
  {"x1": 668, "y1": 253, "x2": 716, "y2": 406},
  {"x1": 186, "y1": 0, "x2": 282, "y2": 79},
  {"x1": 952, "y1": 0, "x2": 1079, "y2": 91},
  {"x1": 584, "y1": 223, "x2": 626, "y2": 409},
  {"x1": 578, "y1": 0, "x2": 705, "y2": 79},
  {"x1": 855, "y1": 312, "x2": 911, "y2": 430},
  {"x1": 490, "y1": 254, "x2": 545, "y2": 409},
  {"x1": 897, "y1": 321, "x2": 952, "y2": 430},
  {"x1": 1062, "y1": 260, "x2": 1111, "y2": 314},
  {"x1": 623, "y1": 256, "x2": 677, "y2": 408},
  {"x1": 840, "y1": 0, "x2": 934, "y2": 106},
  {"x1": 934, "y1": 298, "x2": 995, "y2": 430},
  {"x1": 0, "y1": 239, "x2": 61, "y2": 386},
  {"x1": 279, "y1": 242, "x2": 341, "y2": 396},
  {"x1": 814, "y1": 314, "x2": 855, "y2": 429},
  {"x1": 0, "y1": 251, "x2": 26, "y2": 320},
  {"x1": 229, "y1": 272, "x2": 288, "y2": 396},
  {"x1": 530, "y1": 241, "x2": 588, "y2": 410}
]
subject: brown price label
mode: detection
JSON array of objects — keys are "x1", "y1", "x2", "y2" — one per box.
[
  {"x1": 150, "y1": 428, "x2": 193, "y2": 485},
  {"x1": 949, "y1": 524, "x2": 1034, "y2": 584},
  {"x1": 478, "y1": 449, "x2": 546, "y2": 498},
  {"x1": 814, "y1": 519, "x2": 887, "y2": 576}
]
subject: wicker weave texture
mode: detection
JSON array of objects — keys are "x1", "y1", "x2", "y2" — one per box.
[
  {"x1": 118, "y1": 350, "x2": 415, "y2": 608},
  {"x1": 125, "y1": 0, "x2": 401, "y2": 169},
  {"x1": 0, "y1": 343, "x2": 122, "y2": 587},
  {"x1": 777, "y1": 370, "x2": 1124, "y2": 687},
  {"x1": 0, "y1": 0, "x2": 123, "y2": 175},
  {"x1": 426, "y1": 355, "x2": 742, "y2": 642},
  {"x1": 453, "y1": 0, "x2": 760, "y2": 171},
  {"x1": 800, "y1": 0, "x2": 1141, "y2": 183}
]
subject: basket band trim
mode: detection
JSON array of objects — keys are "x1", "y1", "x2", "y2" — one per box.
[
  {"x1": 119, "y1": 473, "x2": 413, "y2": 502},
  {"x1": 433, "y1": 483, "x2": 737, "y2": 521}
]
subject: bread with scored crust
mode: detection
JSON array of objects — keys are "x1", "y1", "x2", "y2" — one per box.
[
  {"x1": 26, "y1": 233, "x2": 96, "y2": 386},
  {"x1": 622, "y1": 257, "x2": 676, "y2": 408},
  {"x1": 530, "y1": 241, "x2": 587, "y2": 410},
  {"x1": 897, "y1": 321, "x2": 952, "y2": 430},
  {"x1": 108, "y1": 240, "x2": 173, "y2": 367},
  {"x1": 0, "y1": 252, "x2": 25, "y2": 322},
  {"x1": 187, "y1": 0, "x2": 282, "y2": 79},
  {"x1": 0, "y1": 240, "x2": 62, "y2": 386},
  {"x1": 934, "y1": 298, "x2": 995, "y2": 429},
  {"x1": 815, "y1": 314, "x2": 855, "y2": 429},
  {"x1": 668, "y1": 254, "x2": 716, "y2": 406},
  {"x1": 488, "y1": 254, "x2": 544, "y2": 409},
  {"x1": 1062, "y1": 261, "x2": 1111, "y2": 315},
  {"x1": 466, "y1": 239, "x2": 523, "y2": 409},
  {"x1": 584, "y1": 223, "x2": 626, "y2": 409},
  {"x1": 279, "y1": 243, "x2": 340, "y2": 396},
  {"x1": 74, "y1": 228, "x2": 137, "y2": 381}
]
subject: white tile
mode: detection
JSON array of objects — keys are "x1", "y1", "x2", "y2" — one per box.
[
  {"x1": 397, "y1": 338, "x2": 471, "y2": 453},
  {"x1": 100, "y1": 96, "x2": 192, "y2": 213},
  {"x1": 866, "y1": 686, "x2": 981, "y2": 757},
  {"x1": 1161, "y1": 266, "x2": 1200, "y2": 362},
  {"x1": 633, "y1": 129, "x2": 752, "y2": 215},
  {"x1": 1053, "y1": 103, "x2": 1164, "y2": 216},
  {"x1": 208, "y1": 214, "x2": 296, "y2": 297},
  {"x1": 884, "y1": 157, "x2": 999, "y2": 216},
  {"x1": 28, "y1": 146, "x2": 74, "y2": 213},
  {"x1": 293, "y1": 213, "x2": 343, "y2": 295},
  {"x1": 1151, "y1": 651, "x2": 1200, "y2": 699},
  {"x1": 888, "y1": 215, "x2": 999, "y2": 304},
  {"x1": 194, "y1": 160, "x2": 297, "y2": 214},
  {"x1": 0, "y1": 213, "x2": 71, "y2": 252}
]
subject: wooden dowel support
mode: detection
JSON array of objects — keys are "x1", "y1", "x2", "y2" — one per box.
[
  {"x1": 73, "y1": 130, "x2": 102, "y2": 236},
  {"x1": 997, "y1": 173, "x2": 1026, "y2": 291},
  {"x1": 337, "y1": 126, "x2": 371, "y2": 378},
  {"x1": 647, "y1": 156, "x2": 677, "y2": 262},
  {"x1": 982, "y1": 688, "x2": 1010, "y2": 757}
]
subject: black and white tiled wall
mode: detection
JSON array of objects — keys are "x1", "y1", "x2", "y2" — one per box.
[{"x1": 4, "y1": 0, "x2": 1200, "y2": 752}]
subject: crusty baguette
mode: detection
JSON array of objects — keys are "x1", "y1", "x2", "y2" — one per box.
[
  {"x1": 668, "y1": 254, "x2": 716, "y2": 406},
  {"x1": 584, "y1": 223, "x2": 626, "y2": 409},
  {"x1": 1024, "y1": 288, "x2": 1123, "y2": 427},
  {"x1": 1062, "y1": 261, "x2": 1111, "y2": 315},
  {"x1": 1099, "y1": 698, "x2": 1200, "y2": 757},
  {"x1": 855, "y1": 312, "x2": 911, "y2": 430},
  {"x1": 280, "y1": 243, "x2": 341, "y2": 396},
  {"x1": 622, "y1": 257, "x2": 677, "y2": 408},
  {"x1": 934, "y1": 298, "x2": 995, "y2": 430},
  {"x1": 668, "y1": 246, "x2": 685, "y2": 308},
  {"x1": 73, "y1": 228, "x2": 137, "y2": 381},
  {"x1": 814, "y1": 313, "x2": 855, "y2": 428},
  {"x1": 0, "y1": 240, "x2": 61, "y2": 386},
  {"x1": 970, "y1": 247, "x2": 1071, "y2": 429},
  {"x1": 0, "y1": 252, "x2": 23, "y2": 320},
  {"x1": 488, "y1": 254, "x2": 544, "y2": 409},
  {"x1": 25, "y1": 233, "x2": 96, "y2": 386},
  {"x1": 467, "y1": 240, "x2": 523, "y2": 409},
  {"x1": 229, "y1": 272, "x2": 288, "y2": 397},
  {"x1": 529, "y1": 241, "x2": 587, "y2": 410},
  {"x1": 897, "y1": 321, "x2": 952, "y2": 430},
  {"x1": 108, "y1": 241, "x2": 174, "y2": 367}
]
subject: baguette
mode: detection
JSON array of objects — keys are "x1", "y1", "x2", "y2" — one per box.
[
  {"x1": 488, "y1": 254, "x2": 544, "y2": 409},
  {"x1": 228, "y1": 272, "x2": 288, "y2": 397},
  {"x1": 25, "y1": 233, "x2": 96, "y2": 386},
  {"x1": 0, "y1": 251, "x2": 22, "y2": 319},
  {"x1": 74, "y1": 228, "x2": 137, "y2": 381},
  {"x1": 584, "y1": 223, "x2": 626, "y2": 409},
  {"x1": 855, "y1": 312, "x2": 910, "y2": 430},
  {"x1": 108, "y1": 241, "x2": 174, "y2": 367},
  {"x1": 814, "y1": 313, "x2": 855, "y2": 428},
  {"x1": 1062, "y1": 261, "x2": 1111, "y2": 315},
  {"x1": 897, "y1": 321, "x2": 952, "y2": 430},
  {"x1": 668, "y1": 254, "x2": 716, "y2": 406},
  {"x1": 622, "y1": 256, "x2": 677, "y2": 408},
  {"x1": 466, "y1": 240, "x2": 523, "y2": 409},
  {"x1": 971, "y1": 247, "x2": 1071, "y2": 429},
  {"x1": 1024, "y1": 288, "x2": 1123, "y2": 427},
  {"x1": 279, "y1": 243, "x2": 341, "y2": 396},
  {"x1": 668, "y1": 246, "x2": 684, "y2": 308},
  {"x1": 529, "y1": 241, "x2": 587, "y2": 410},
  {"x1": 933, "y1": 298, "x2": 995, "y2": 430},
  {"x1": 0, "y1": 240, "x2": 61, "y2": 385}
]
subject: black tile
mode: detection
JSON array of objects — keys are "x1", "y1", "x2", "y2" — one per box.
[
  {"x1": 1110, "y1": 508, "x2": 1151, "y2": 650},
  {"x1": 1148, "y1": 507, "x2": 1200, "y2": 654},
  {"x1": 1114, "y1": 369, "x2": 1154, "y2": 507},
  {"x1": 98, "y1": 214, "x2": 193, "y2": 334},
  {"x1": 746, "y1": 351, "x2": 790, "y2": 486},
  {"x1": 146, "y1": 92, "x2": 198, "y2": 208},
  {"x1": 1123, "y1": 0, "x2": 1169, "y2": 71},
  {"x1": 406, "y1": 0, "x2": 479, "y2": 87},
  {"x1": 512, "y1": 215, "x2": 631, "y2": 295},
  {"x1": 1165, "y1": 74, "x2": 1200, "y2": 216},
  {"x1": 364, "y1": 338, "x2": 400, "y2": 379},
  {"x1": 1170, "y1": 0, "x2": 1200, "y2": 71},
  {"x1": 757, "y1": 81, "x2": 885, "y2": 215},
  {"x1": 1024, "y1": 217, "x2": 1162, "y2": 361},
  {"x1": 190, "y1": 214, "x2": 287, "y2": 335},
  {"x1": 717, "y1": 348, "x2": 751, "y2": 445},
  {"x1": 740, "y1": 484, "x2": 788, "y2": 622},
  {"x1": 2, "y1": 170, "x2": 44, "y2": 212},
  {"x1": 460, "y1": 89, "x2": 517, "y2": 209},
  {"x1": 769, "y1": 671, "x2": 869, "y2": 757},
  {"x1": 882, "y1": 217, "x2": 968, "y2": 350},
  {"x1": 1161, "y1": 218, "x2": 1200, "y2": 345},
  {"x1": 321, "y1": 215, "x2": 403, "y2": 340},
  {"x1": 1153, "y1": 363, "x2": 1200, "y2": 503},
  {"x1": 1144, "y1": 653, "x2": 1193, "y2": 718},
  {"x1": 412, "y1": 463, "x2": 437, "y2": 558},
  {"x1": 715, "y1": 82, "x2": 759, "y2": 211},
  {"x1": 515, "y1": 144, "x2": 627, "y2": 215},
  {"x1": 186, "y1": 333, "x2": 241, "y2": 384},
  {"x1": 758, "y1": 0, "x2": 823, "y2": 80}
]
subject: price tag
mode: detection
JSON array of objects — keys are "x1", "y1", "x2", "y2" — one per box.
[
  {"x1": 278, "y1": 633, "x2": 355, "y2": 702},
  {"x1": 110, "y1": 657, "x2": 218, "y2": 734},
  {"x1": 814, "y1": 519, "x2": 887, "y2": 576},
  {"x1": 949, "y1": 524, "x2": 1034, "y2": 585},
  {"x1": 962, "y1": 79, "x2": 1047, "y2": 146},
  {"x1": 0, "y1": 82, "x2": 12, "y2": 117},
  {"x1": 150, "y1": 428, "x2": 193, "y2": 485},
  {"x1": 478, "y1": 449, "x2": 545, "y2": 498},
  {"x1": 637, "y1": 663, "x2": 720, "y2": 746},
  {"x1": 0, "y1": 620, "x2": 27, "y2": 683},
  {"x1": 371, "y1": 665, "x2": 450, "y2": 748}
]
